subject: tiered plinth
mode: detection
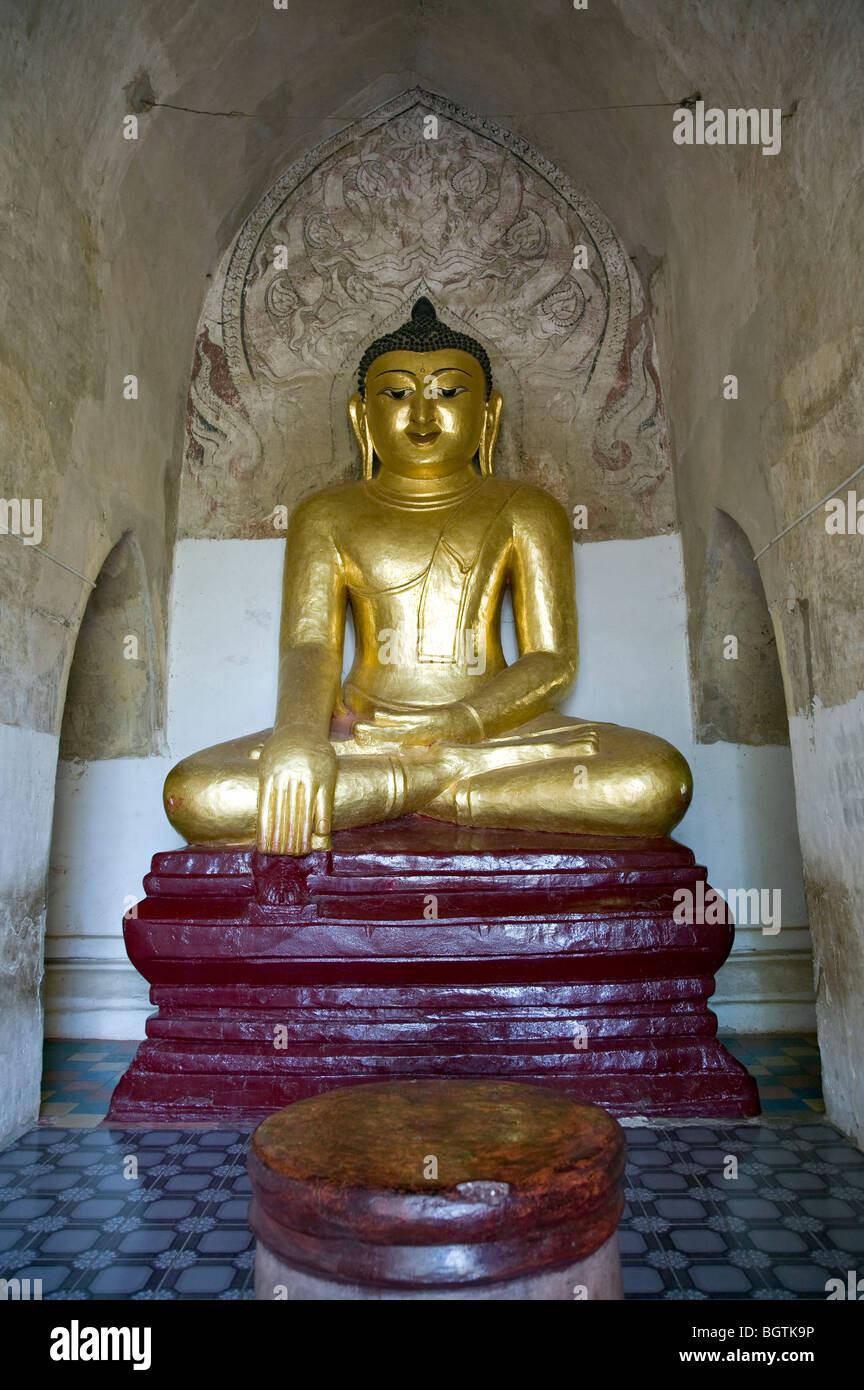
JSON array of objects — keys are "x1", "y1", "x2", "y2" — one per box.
[{"x1": 107, "y1": 817, "x2": 759, "y2": 1125}]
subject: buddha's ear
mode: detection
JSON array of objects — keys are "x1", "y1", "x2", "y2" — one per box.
[
  {"x1": 478, "y1": 390, "x2": 503, "y2": 477},
  {"x1": 348, "y1": 393, "x2": 375, "y2": 480}
]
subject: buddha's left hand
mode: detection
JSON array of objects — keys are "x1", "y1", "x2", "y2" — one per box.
[{"x1": 353, "y1": 703, "x2": 481, "y2": 749}]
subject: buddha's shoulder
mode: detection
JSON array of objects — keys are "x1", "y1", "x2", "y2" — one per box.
[
  {"x1": 492, "y1": 478, "x2": 569, "y2": 524},
  {"x1": 289, "y1": 480, "x2": 370, "y2": 524}
]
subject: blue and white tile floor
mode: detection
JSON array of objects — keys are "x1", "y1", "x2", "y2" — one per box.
[
  {"x1": 0, "y1": 1127, "x2": 253, "y2": 1299},
  {"x1": 617, "y1": 1121, "x2": 864, "y2": 1299},
  {"x1": 0, "y1": 1033, "x2": 858, "y2": 1300}
]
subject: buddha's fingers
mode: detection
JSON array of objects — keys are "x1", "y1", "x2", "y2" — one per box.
[
  {"x1": 295, "y1": 782, "x2": 315, "y2": 856},
  {"x1": 282, "y1": 782, "x2": 300, "y2": 855},
  {"x1": 257, "y1": 781, "x2": 279, "y2": 854},
  {"x1": 271, "y1": 784, "x2": 289, "y2": 855},
  {"x1": 285, "y1": 781, "x2": 314, "y2": 856},
  {"x1": 313, "y1": 783, "x2": 331, "y2": 839}
]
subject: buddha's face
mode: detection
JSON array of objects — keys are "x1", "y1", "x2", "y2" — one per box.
[{"x1": 350, "y1": 348, "x2": 500, "y2": 478}]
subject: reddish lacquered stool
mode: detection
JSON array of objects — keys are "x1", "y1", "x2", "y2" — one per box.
[{"x1": 248, "y1": 1078, "x2": 626, "y2": 1300}]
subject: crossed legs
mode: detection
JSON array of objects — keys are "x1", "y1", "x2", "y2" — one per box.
[{"x1": 163, "y1": 714, "x2": 692, "y2": 848}]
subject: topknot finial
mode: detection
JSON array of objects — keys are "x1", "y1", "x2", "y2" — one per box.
[{"x1": 411, "y1": 296, "x2": 437, "y2": 324}]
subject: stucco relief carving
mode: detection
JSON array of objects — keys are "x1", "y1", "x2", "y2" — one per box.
[{"x1": 179, "y1": 89, "x2": 674, "y2": 540}]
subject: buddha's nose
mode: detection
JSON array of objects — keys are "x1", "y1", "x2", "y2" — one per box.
[{"x1": 410, "y1": 390, "x2": 436, "y2": 425}]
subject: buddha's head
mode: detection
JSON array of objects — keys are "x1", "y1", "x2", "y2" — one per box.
[{"x1": 349, "y1": 298, "x2": 503, "y2": 480}]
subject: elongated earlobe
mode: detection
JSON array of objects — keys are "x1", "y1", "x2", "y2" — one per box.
[
  {"x1": 478, "y1": 391, "x2": 503, "y2": 477},
  {"x1": 348, "y1": 393, "x2": 375, "y2": 479}
]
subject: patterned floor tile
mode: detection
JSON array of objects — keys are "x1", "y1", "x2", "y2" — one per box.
[
  {"x1": 0, "y1": 1033, "x2": 852, "y2": 1299},
  {"x1": 0, "y1": 1114, "x2": 861, "y2": 1301}
]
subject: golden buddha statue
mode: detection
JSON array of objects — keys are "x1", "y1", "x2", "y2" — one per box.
[{"x1": 164, "y1": 298, "x2": 692, "y2": 855}]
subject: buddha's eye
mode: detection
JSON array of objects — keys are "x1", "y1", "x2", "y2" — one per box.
[
  {"x1": 439, "y1": 386, "x2": 467, "y2": 398},
  {"x1": 379, "y1": 387, "x2": 414, "y2": 400}
]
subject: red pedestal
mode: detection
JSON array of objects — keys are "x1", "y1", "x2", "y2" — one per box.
[{"x1": 107, "y1": 817, "x2": 759, "y2": 1125}]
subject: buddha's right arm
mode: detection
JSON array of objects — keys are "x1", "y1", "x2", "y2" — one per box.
[
  {"x1": 273, "y1": 644, "x2": 343, "y2": 737},
  {"x1": 258, "y1": 498, "x2": 346, "y2": 853},
  {"x1": 272, "y1": 497, "x2": 347, "y2": 735}
]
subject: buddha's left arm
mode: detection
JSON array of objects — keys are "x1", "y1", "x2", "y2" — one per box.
[{"x1": 461, "y1": 487, "x2": 579, "y2": 737}]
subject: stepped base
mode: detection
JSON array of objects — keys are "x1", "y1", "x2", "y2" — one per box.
[{"x1": 107, "y1": 817, "x2": 759, "y2": 1125}]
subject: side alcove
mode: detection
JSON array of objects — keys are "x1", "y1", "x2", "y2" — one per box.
[
  {"x1": 691, "y1": 508, "x2": 790, "y2": 747},
  {"x1": 686, "y1": 510, "x2": 813, "y2": 1031},
  {"x1": 57, "y1": 531, "x2": 158, "y2": 761},
  {"x1": 44, "y1": 532, "x2": 164, "y2": 1037}
]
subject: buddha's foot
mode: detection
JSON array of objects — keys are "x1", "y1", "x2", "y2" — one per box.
[{"x1": 443, "y1": 723, "x2": 600, "y2": 779}]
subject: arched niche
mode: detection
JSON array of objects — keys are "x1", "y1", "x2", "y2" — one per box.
[
  {"x1": 58, "y1": 532, "x2": 158, "y2": 760},
  {"x1": 691, "y1": 509, "x2": 789, "y2": 746},
  {"x1": 179, "y1": 88, "x2": 675, "y2": 543}
]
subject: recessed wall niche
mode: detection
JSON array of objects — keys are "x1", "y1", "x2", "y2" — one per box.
[
  {"x1": 180, "y1": 88, "x2": 675, "y2": 544},
  {"x1": 58, "y1": 532, "x2": 157, "y2": 761}
]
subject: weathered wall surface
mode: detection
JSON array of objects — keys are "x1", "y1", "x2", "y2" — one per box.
[
  {"x1": 1, "y1": 0, "x2": 860, "y2": 1144},
  {"x1": 0, "y1": 5, "x2": 173, "y2": 1142},
  {"x1": 0, "y1": 725, "x2": 58, "y2": 1141},
  {"x1": 617, "y1": 0, "x2": 864, "y2": 1142}
]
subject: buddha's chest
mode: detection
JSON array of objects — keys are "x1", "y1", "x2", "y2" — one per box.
[{"x1": 339, "y1": 494, "x2": 514, "y2": 602}]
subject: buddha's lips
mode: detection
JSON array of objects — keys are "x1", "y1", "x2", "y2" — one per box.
[{"x1": 406, "y1": 429, "x2": 441, "y2": 445}]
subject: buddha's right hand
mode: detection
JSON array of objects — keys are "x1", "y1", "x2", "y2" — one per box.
[{"x1": 256, "y1": 730, "x2": 337, "y2": 855}]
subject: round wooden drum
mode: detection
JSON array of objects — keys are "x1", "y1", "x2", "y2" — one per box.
[{"x1": 248, "y1": 1079, "x2": 626, "y2": 1300}]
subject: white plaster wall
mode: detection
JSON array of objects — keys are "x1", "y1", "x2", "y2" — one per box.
[
  {"x1": 569, "y1": 537, "x2": 807, "y2": 921},
  {"x1": 45, "y1": 758, "x2": 179, "y2": 1037},
  {"x1": 165, "y1": 540, "x2": 284, "y2": 753},
  {"x1": 45, "y1": 534, "x2": 814, "y2": 1038}
]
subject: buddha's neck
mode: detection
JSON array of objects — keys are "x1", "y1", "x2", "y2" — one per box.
[{"x1": 370, "y1": 461, "x2": 480, "y2": 509}]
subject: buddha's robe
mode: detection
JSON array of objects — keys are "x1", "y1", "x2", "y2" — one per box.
[{"x1": 164, "y1": 473, "x2": 692, "y2": 844}]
